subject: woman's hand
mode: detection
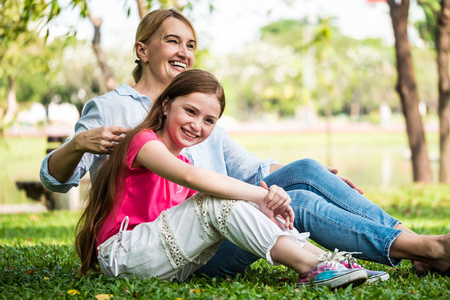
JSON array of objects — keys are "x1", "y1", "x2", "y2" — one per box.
[
  {"x1": 47, "y1": 126, "x2": 129, "y2": 183},
  {"x1": 73, "y1": 126, "x2": 129, "y2": 154},
  {"x1": 327, "y1": 167, "x2": 364, "y2": 194}
]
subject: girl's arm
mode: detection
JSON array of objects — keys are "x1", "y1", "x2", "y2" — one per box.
[{"x1": 137, "y1": 140, "x2": 291, "y2": 212}]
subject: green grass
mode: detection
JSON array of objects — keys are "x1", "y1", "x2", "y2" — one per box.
[
  {"x1": 0, "y1": 134, "x2": 448, "y2": 298},
  {"x1": 1, "y1": 186, "x2": 449, "y2": 299}
]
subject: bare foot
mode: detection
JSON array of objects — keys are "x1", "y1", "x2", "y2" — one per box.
[
  {"x1": 412, "y1": 260, "x2": 435, "y2": 275},
  {"x1": 423, "y1": 234, "x2": 450, "y2": 273}
]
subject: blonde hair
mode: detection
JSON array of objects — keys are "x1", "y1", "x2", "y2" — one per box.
[{"x1": 132, "y1": 9, "x2": 197, "y2": 83}]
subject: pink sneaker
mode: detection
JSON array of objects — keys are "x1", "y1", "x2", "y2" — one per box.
[
  {"x1": 328, "y1": 249, "x2": 390, "y2": 283},
  {"x1": 297, "y1": 257, "x2": 367, "y2": 289}
]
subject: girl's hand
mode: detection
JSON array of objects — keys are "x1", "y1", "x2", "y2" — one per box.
[
  {"x1": 258, "y1": 202, "x2": 279, "y2": 228},
  {"x1": 259, "y1": 181, "x2": 294, "y2": 229},
  {"x1": 260, "y1": 181, "x2": 291, "y2": 210},
  {"x1": 274, "y1": 206, "x2": 295, "y2": 230},
  {"x1": 74, "y1": 126, "x2": 129, "y2": 154},
  {"x1": 258, "y1": 196, "x2": 295, "y2": 230}
]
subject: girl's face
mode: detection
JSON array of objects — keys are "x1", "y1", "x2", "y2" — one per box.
[
  {"x1": 142, "y1": 18, "x2": 196, "y2": 87},
  {"x1": 158, "y1": 92, "x2": 221, "y2": 155}
]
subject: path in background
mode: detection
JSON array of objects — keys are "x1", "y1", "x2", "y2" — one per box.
[{"x1": 0, "y1": 203, "x2": 47, "y2": 214}]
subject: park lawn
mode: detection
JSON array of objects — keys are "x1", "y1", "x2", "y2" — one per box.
[{"x1": 1, "y1": 186, "x2": 449, "y2": 299}]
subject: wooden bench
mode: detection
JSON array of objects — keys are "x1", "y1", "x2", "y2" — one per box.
[{"x1": 15, "y1": 135, "x2": 69, "y2": 210}]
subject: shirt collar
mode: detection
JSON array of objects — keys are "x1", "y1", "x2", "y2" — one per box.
[{"x1": 116, "y1": 83, "x2": 151, "y2": 102}]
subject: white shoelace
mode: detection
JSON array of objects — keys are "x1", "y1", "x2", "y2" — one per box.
[{"x1": 317, "y1": 248, "x2": 362, "y2": 267}]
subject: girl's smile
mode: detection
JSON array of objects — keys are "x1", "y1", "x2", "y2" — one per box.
[
  {"x1": 157, "y1": 92, "x2": 221, "y2": 156},
  {"x1": 181, "y1": 127, "x2": 199, "y2": 139}
]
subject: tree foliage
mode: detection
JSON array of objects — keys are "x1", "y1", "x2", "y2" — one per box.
[
  {"x1": 416, "y1": 0, "x2": 441, "y2": 48},
  {"x1": 214, "y1": 18, "x2": 406, "y2": 120}
]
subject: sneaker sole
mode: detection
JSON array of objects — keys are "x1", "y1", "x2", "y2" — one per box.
[
  {"x1": 367, "y1": 272, "x2": 390, "y2": 283},
  {"x1": 298, "y1": 269, "x2": 367, "y2": 289}
]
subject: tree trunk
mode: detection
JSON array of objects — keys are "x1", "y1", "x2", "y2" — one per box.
[
  {"x1": 135, "y1": 0, "x2": 184, "y2": 20},
  {"x1": 0, "y1": 76, "x2": 19, "y2": 136},
  {"x1": 88, "y1": 12, "x2": 117, "y2": 91},
  {"x1": 387, "y1": 0, "x2": 434, "y2": 182},
  {"x1": 136, "y1": 0, "x2": 147, "y2": 19},
  {"x1": 437, "y1": 0, "x2": 450, "y2": 183}
]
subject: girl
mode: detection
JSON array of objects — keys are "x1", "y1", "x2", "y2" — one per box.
[{"x1": 75, "y1": 69, "x2": 367, "y2": 288}]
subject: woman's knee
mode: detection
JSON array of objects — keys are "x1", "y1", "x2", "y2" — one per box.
[
  {"x1": 294, "y1": 158, "x2": 322, "y2": 169},
  {"x1": 284, "y1": 158, "x2": 325, "y2": 176}
]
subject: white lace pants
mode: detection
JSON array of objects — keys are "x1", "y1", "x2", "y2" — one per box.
[{"x1": 97, "y1": 193, "x2": 309, "y2": 282}]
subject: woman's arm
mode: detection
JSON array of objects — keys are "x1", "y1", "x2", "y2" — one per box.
[{"x1": 48, "y1": 126, "x2": 128, "y2": 183}]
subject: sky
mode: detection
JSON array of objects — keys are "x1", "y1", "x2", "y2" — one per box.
[{"x1": 47, "y1": 0, "x2": 425, "y2": 56}]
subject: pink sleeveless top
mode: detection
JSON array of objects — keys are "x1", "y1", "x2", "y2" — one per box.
[{"x1": 98, "y1": 129, "x2": 197, "y2": 245}]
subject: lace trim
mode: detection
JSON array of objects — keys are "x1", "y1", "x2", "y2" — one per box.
[
  {"x1": 157, "y1": 208, "x2": 221, "y2": 268},
  {"x1": 191, "y1": 247, "x2": 216, "y2": 266},
  {"x1": 193, "y1": 194, "x2": 222, "y2": 240},
  {"x1": 217, "y1": 199, "x2": 237, "y2": 236},
  {"x1": 158, "y1": 195, "x2": 238, "y2": 269},
  {"x1": 158, "y1": 210, "x2": 189, "y2": 270},
  {"x1": 192, "y1": 194, "x2": 238, "y2": 238}
]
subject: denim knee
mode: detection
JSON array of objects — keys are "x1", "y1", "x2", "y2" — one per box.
[{"x1": 284, "y1": 158, "x2": 324, "y2": 175}]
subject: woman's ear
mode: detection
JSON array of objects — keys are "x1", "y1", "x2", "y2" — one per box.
[{"x1": 135, "y1": 41, "x2": 148, "y2": 63}]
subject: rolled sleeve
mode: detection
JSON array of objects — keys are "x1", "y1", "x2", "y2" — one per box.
[
  {"x1": 39, "y1": 100, "x2": 104, "y2": 192},
  {"x1": 40, "y1": 143, "x2": 82, "y2": 193}
]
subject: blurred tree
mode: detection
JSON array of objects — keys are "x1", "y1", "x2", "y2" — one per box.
[
  {"x1": 1, "y1": 0, "x2": 212, "y2": 132},
  {"x1": 0, "y1": 0, "x2": 69, "y2": 136},
  {"x1": 217, "y1": 42, "x2": 303, "y2": 120},
  {"x1": 219, "y1": 18, "x2": 401, "y2": 120},
  {"x1": 416, "y1": 0, "x2": 450, "y2": 183},
  {"x1": 387, "y1": 0, "x2": 433, "y2": 183},
  {"x1": 87, "y1": 12, "x2": 117, "y2": 91}
]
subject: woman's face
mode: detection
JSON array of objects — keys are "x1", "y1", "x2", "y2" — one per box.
[
  {"x1": 159, "y1": 92, "x2": 220, "y2": 155},
  {"x1": 144, "y1": 18, "x2": 196, "y2": 87}
]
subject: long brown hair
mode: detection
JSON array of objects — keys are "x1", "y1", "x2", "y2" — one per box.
[
  {"x1": 75, "y1": 69, "x2": 225, "y2": 274},
  {"x1": 132, "y1": 9, "x2": 197, "y2": 83}
]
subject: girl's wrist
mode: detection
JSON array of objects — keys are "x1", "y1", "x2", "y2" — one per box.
[{"x1": 248, "y1": 187, "x2": 268, "y2": 206}]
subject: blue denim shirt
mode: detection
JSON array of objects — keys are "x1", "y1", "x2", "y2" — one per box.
[{"x1": 40, "y1": 84, "x2": 278, "y2": 193}]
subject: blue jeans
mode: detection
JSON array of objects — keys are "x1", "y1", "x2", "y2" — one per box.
[{"x1": 194, "y1": 158, "x2": 403, "y2": 278}]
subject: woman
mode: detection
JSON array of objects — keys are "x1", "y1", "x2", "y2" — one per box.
[{"x1": 40, "y1": 9, "x2": 450, "y2": 280}]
